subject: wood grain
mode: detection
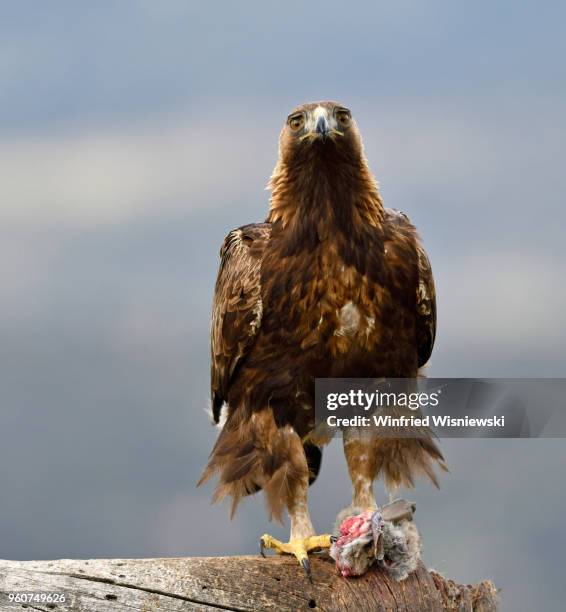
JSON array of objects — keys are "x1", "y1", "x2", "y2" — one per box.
[{"x1": 0, "y1": 556, "x2": 498, "y2": 611}]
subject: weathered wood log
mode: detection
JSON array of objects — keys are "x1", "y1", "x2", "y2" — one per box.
[{"x1": 0, "y1": 556, "x2": 498, "y2": 611}]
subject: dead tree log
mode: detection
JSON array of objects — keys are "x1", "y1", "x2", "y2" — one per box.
[{"x1": 0, "y1": 556, "x2": 498, "y2": 611}]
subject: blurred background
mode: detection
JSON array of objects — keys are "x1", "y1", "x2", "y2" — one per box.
[{"x1": 1, "y1": 2, "x2": 565, "y2": 610}]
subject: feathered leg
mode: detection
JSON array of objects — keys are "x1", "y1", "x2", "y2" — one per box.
[
  {"x1": 343, "y1": 430, "x2": 379, "y2": 511},
  {"x1": 332, "y1": 431, "x2": 431, "y2": 579},
  {"x1": 342, "y1": 431, "x2": 446, "y2": 512},
  {"x1": 332, "y1": 418, "x2": 446, "y2": 579},
  {"x1": 259, "y1": 428, "x2": 331, "y2": 581},
  {"x1": 200, "y1": 409, "x2": 331, "y2": 579}
]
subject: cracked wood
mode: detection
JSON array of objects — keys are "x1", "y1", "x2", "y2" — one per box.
[{"x1": 0, "y1": 556, "x2": 498, "y2": 611}]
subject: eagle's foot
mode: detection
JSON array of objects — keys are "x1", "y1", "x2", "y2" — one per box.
[{"x1": 259, "y1": 533, "x2": 332, "y2": 581}]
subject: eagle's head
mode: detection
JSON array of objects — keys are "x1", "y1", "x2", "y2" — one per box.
[
  {"x1": 268, "y1": 100, "x2": 381, "y2": 228},
  {"x1": 278, "y1": 101, "x2": 363, "y2": 165}
]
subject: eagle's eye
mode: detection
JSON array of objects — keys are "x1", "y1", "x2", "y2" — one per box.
[
  {"x1": 336, "y1": 108, "x2": 352, "y2": 127},
  {"x1": 288, "y1": 113, "x2": 305, "y2": 131}
]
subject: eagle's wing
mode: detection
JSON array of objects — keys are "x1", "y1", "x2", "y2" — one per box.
[
  {"x1": 415, "y1": 242, "x2": 436, "y2": 368},
  {"x1": 384, "y1": 208, "x2": 436, "y2": 368},
  {"x1": 210, "y1": 223, "x2": 270, "y2": 422}
]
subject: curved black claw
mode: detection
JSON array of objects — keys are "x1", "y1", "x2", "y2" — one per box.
[
  {"x1": 259, "y1": 537, "x2": 266, "y2": 558},
  {"x1": 301, "y1": 557, "x2": 312, "y2": 583},
  {"x1": 330, "y1": 535, "x2": 337, "y2": 544}
]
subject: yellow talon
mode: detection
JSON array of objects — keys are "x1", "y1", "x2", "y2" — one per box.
[
  {"x1": 304, "y1": 534, "x2": 333, "y2": 549},
  {"x1": 259, "y1": 534, "x2": 332, "y2": 581}
]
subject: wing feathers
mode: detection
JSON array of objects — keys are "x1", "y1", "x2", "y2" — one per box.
[
  {"x1": 415, "y1": 244, "x2": 436, "y2": 368},
  {"x1": 417, "y1": 244, "x2": 436, "y2": 368},
  {"x1": 384, "y1": 208, "x2": 437, "y2": 368},
  {"x1": 210, "y1": 224, "x2": 270, "y2": 422}
]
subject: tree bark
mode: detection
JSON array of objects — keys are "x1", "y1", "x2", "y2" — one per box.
[{"x1": 0, "y1": 556, "x2": 498, "y2": 611}]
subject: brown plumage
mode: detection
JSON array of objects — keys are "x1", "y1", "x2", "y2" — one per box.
[{"x1": 199, "y1": 101, "x2": 446, "y2": 540}]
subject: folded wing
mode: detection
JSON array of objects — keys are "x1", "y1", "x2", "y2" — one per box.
[{"x1": 210, "y1": 223, "x2": 270, "y2": 422}]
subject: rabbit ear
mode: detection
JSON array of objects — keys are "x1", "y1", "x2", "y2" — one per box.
[
  {"x1": 380, "y1": 499, "x2": 417, "y2": 523},
  {"x1": 371, "y1": 512, "x2": 385, "y2": 560}
]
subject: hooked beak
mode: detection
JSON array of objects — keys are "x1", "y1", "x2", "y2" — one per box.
[{"x1": 314, "y1": 114, "x2": 330, "y2": 141}]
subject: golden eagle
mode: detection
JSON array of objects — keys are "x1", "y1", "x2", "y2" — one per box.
[{"x1": 199, "y1": 101, "x2": 445, "y2": 576}]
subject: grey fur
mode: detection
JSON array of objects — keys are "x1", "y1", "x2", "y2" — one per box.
[
  {"x1": 377, "y1": 520, "x2": 421, "y2": 581},
  {"x1": 330, "y1": 504, "x2": 421, "y2": 581}
]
